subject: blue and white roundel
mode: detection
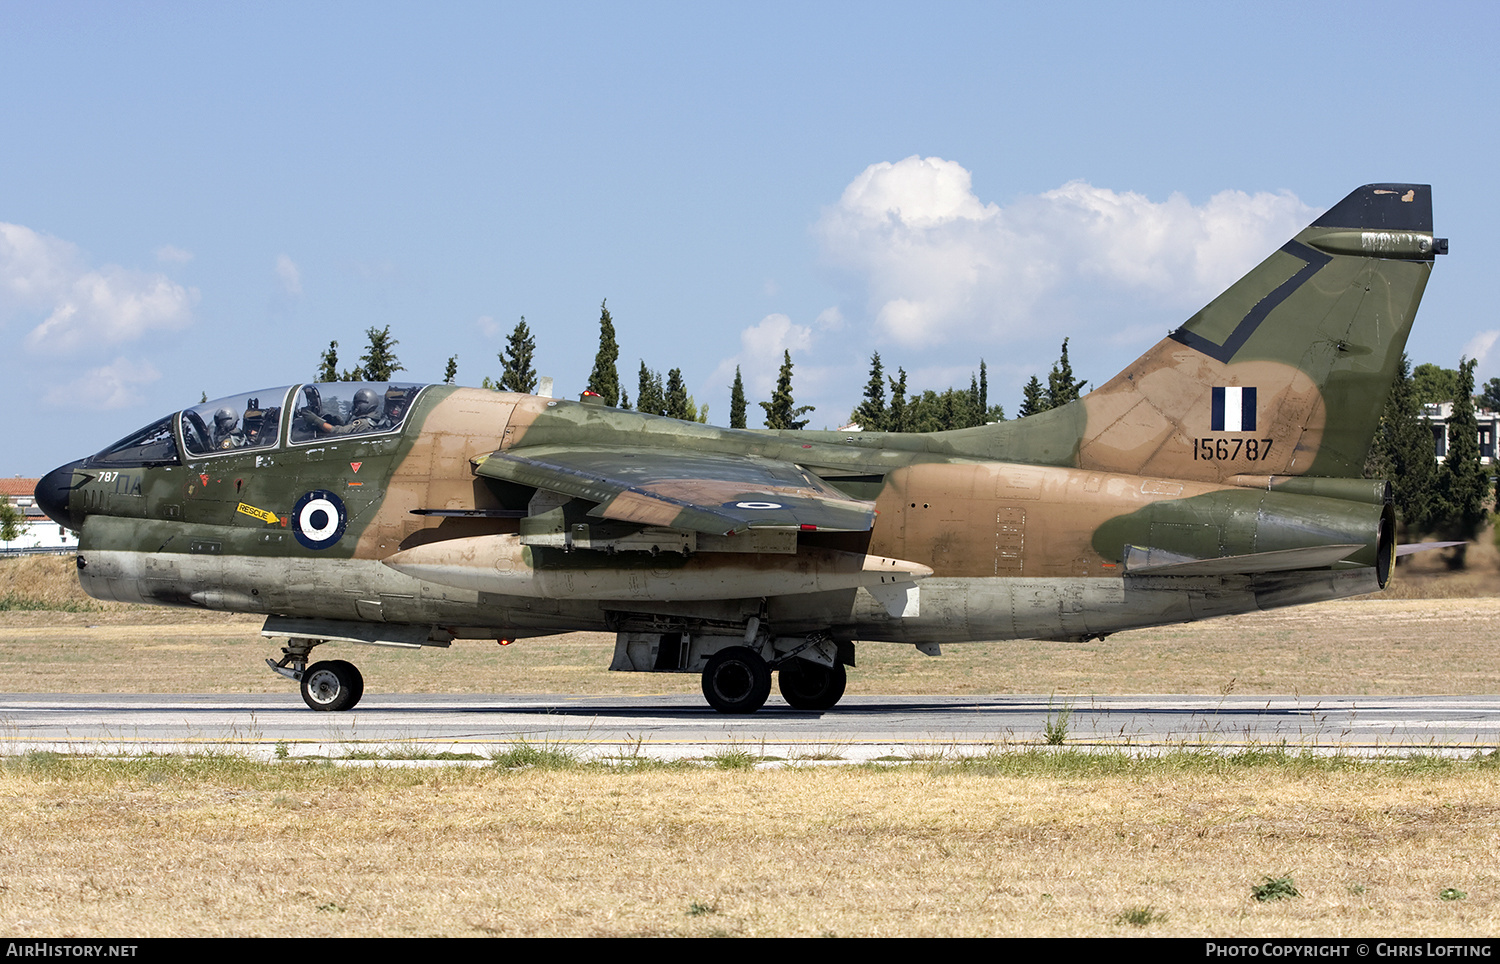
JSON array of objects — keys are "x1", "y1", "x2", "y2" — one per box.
[{"x1": 293, "y1": 490, "x2": 348, "y2": 550}]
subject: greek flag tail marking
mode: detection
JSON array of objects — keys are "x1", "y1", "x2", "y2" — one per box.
[{"x1": 1211, "y1": 386, "x2": 1257, "y2": 432}]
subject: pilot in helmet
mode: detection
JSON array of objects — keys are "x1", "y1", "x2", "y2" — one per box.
[{"x1": 213, "y1": 407, "x2": 244, "y2": 449}]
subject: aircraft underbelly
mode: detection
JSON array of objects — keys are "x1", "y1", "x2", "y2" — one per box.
[{"x1": 846, "y1": 568, "x2": 1380, "y2": 644}]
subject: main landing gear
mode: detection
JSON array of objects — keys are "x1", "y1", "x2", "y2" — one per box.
[
  {"x1": 699, "y1": 641, "x2": 849, "y2": 715},
  {"x1": 268, "y1": 639, "x2": 365, "y2": 711}
]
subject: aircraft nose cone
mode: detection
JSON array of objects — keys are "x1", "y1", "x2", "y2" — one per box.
[{"x1": 35, "y1": 460, "x2": 82, "y2": 530}]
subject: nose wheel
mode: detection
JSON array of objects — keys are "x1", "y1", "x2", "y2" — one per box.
[{"x1": 300, "y1": 659, "x2": 365, "y2": 711}]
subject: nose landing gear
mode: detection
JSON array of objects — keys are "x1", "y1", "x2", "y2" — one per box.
[{"x1": 267, "y1": 638, "x2": 366, "y2": 711}]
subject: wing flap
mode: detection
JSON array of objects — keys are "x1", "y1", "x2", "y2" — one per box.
[{"x1": 473, "y1": 447, "x2": 876, "y2": 536}]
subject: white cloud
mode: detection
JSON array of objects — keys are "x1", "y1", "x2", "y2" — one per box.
[
  {"x1": 1463, "y1": 330, "x2": 1499, "y2": 369},
  {"x1": 0, "y1": 222, "x2": 197, "y2": 353},
  {"x1": 155, "y1": 244, "x2": 193, "y2": 264},
  {"x1": 44, "y1": 357, "x2": 162, "y2": 410},
  {"x1": 816, "y1": 156, "x2": 1317, "y2": 347},
  {"x1": 476, "y1": 315, "x2": 501, "y2": 339},
  {"x1": 275, "y1": 254, "x2": 303, "y2": 297},
  {"x1": 711, "y1": 313, "x2": 813, "y2": 398}
]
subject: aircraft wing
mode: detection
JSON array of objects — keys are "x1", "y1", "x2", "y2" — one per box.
[{"x1": 473, "y1": 446, "x2": 876, "y2": 536}]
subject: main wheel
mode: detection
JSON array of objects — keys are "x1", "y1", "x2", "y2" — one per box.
[
  {"x1": 777, "y1": 659, "x2": 847, "y2": 711},
  {"x1": 300, "y1": 659, "x2": 364, "y2": 711},
  {"x1": 701, "y1": 646, "x2": 772, "y2": 714}
]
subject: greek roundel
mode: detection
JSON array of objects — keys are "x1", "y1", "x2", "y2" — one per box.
[
  {"x1": 292, "y1": 490, "x2": 348, "y2": 550},
  {"x1": 1211, "y1": 386, "x2": 1257, "y2": 432}
]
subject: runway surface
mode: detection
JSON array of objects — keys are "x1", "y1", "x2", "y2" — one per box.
[{"x1": 2, "y1": 693, "x2": 1498, "y2": 761}]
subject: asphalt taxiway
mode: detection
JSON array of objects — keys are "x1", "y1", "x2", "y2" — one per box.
[{"x1": 2, "y1": 693, "x2": 1497, "y2": 762}]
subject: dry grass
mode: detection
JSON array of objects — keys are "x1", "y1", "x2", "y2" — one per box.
[
  {"x1": 3, "y1": 553, "x2": 1500, "y2": 937},
  {"x1": 0, "y1": 754, "x2": 1495, "y2": 937},
  {"x1": 3, "y1": 551, "x2": 1500, "y2": 697}
]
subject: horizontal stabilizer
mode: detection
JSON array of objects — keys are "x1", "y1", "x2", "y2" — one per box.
[
  {"x1": 473, "y1": 446, "x2": 875, "y2": 535},
  {"x1": 1395, "y1": 541, "x2": 1466, "y2": 557},
  {"x1": 1123, "y1": 543, "x2": 1363, "y2": 576}
]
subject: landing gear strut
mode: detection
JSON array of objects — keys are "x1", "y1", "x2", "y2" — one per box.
[{"x1": 267, "y1": 639, "x2": 366, "y2": 711}]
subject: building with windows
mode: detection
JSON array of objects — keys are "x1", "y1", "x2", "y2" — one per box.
[
  {"x1": 1421, "y1": 403, "x2": 1500, "y2": 465},
  {"x1": 0, "y1": 478, "x2": 78, "y2": 553}
]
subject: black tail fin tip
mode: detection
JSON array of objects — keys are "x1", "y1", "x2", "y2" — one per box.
[{"x1": 1313, "y1": 183, "x2": 1432, "y2": 233}]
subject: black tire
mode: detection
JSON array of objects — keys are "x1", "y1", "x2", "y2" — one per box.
[
  {"x1": 777, "y1": 659, "x2": 847, "y2": 711},
  {"x1": 701, "y1": 646, "x2": 772, "y2": 714},
  {"x1": 300, "y1": 659, "x2": 364, "y2": 711}
]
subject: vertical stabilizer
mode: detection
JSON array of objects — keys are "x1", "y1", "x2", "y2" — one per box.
[{"x1": 1073, "y1": 183, "x2": 1442, "y2": 481}]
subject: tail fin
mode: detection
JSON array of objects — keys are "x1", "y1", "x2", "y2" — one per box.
[{"x1": 1074, "y1": 183, "x2": 1442, "y2": 482}]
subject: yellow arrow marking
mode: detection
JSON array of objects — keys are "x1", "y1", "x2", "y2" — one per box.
[{"x1": 236, "y1": 502, "x2": 280, "y2": 525}]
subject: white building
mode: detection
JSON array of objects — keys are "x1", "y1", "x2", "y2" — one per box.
[
  {"x1": 1420, "y1": 403, "x2": 1500, "y2": 465},
  {"x1": 1, "y1": 477, "x2": 78, "y2": 554}
]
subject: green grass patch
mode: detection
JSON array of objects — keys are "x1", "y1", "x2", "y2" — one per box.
[
  {"x1": 1251, "y1": 874, "x2": 1300, "y2": 902},
  {"x1": 0, "y1": 593, "x2": 101, "y2": 612}
]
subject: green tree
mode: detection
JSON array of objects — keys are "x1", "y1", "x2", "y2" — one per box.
[
  {"x1": 1046, "y1": 337, "x2": 1086, "y2": 408},
  {"x1": 499, "y1": 317, "x2": 538, "y2": 393},
  {"x1": 587, "y1": 300, "x2": 620, "y2": 405},
  {"x1": 358, "y1": 326, "x2": 404, "y2": 381},
  {"x1": 851, "y1": 352, "x2": 887, "y2": 431},
  {"x1": 1435, "y1": 357, "x2": 1488, "y2": 556},
  {"x1": 317, "y1": 340, "x2": 341, "y2": 382},
  {"x1": 443, "y1": 355, "x2": 458, "y2": 385},
  {"x1": 1479, "y1": 377, "x2": 1500, "y2": 412},
  {"x1": 1366, "y1": 353, "x2": 1436, "y2": 536},
  {"x1": 0, "y1": 496, "x2": 22, "y2": 543},
  {"x1": 1018, "y1": 375, "x2": 1047, "y2": 417},
  {"x1": 729, "y1": 367, "x2": 747, "y2": 429},
  {"x1": 664, "y1": 368, "x2": 692, "y2": 420},
  {"x1": 1412, "y1": 363, "x2": 1459, "y2": 407},
  {"x1": 760, "y1": 350, "x2": 814, "y2": 430},
  {"x1": 636, "y1": 362, "x2": 665, "y2": 416},
  {"x1": 886, "y1": 367, "x2": 909, "y2": 433}
]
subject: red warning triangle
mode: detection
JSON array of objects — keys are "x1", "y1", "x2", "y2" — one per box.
[{"x1": 350, "y1": 462, "x2": 362, "y2": 473}]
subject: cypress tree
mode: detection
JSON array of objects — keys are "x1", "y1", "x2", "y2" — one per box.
[
  {"x1": 443, "y1": 355, "x2": 458, "y2": 385},
  {"x1": 851, "y1": 352, "x2": 887, "y2": 431},
  {"x1": 664, "y1": 368, "x2": 691, "y2": 420},
  {"x1": 729, "y1": 367, "x2": 747, "y2": 429},
  {"x1": 1018, "y1": 375, "x2": 1047, "y2": 417},
  {"x1": 499, "y1": 317, "x2": 538, "y2": 394},
  {"x1": 359, "y1": 326, "x2": 403, "y2": 381},
  {"x1": 1046, "y1": 337, "x2": 1086, "y2": 408},
  {"x1": 587, "y1": 300, "x2": 620, "y2": 405},
  {"x1": 760, "y1": 351, "x2": 814, "y2": 430},
  {"x1": 1436, "y1": 357, "x2": 1488, "y2": 553},
  {"x1": 887, "y1": 368, "x2": 909, "y2": 433},
  {"x1": 636, "y1": 362, "x2": 665, "y2": 416},
  {"x1": 1366, "y1": 353, "x2": 1436, "y2": 536},
  {"x1": 317, "y1": 340, "x2": 341, "y2": 382}
]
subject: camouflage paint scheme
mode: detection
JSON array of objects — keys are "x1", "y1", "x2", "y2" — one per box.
[{"x1": 35, "y1": 184, "x2": 1443, "y2": 712}]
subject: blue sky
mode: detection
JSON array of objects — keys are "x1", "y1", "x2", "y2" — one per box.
[{"x1": 2, "y1": 1, "x2": 1496, "y2": 475}]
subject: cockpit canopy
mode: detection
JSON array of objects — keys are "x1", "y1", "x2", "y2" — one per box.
[{"x1": 87, "y1": 382, "x2": 429, "y2": 467}]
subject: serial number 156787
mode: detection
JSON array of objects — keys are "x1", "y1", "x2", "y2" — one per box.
[{"x1": 1193, "y1": 437, "x2": 1274, "y2": 461}]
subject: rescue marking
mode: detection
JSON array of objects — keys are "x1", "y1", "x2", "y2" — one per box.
[
  {"x1": 292, "y1": 490, "x2": 348, "y2": 550},
  {"x1": 235, "y1": 502, "x2": 280, "y2": 525}
]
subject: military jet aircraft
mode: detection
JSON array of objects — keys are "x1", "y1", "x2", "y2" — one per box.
[{"x1": 35, "y1": 183, "x2": 1446, "y2": 714}]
